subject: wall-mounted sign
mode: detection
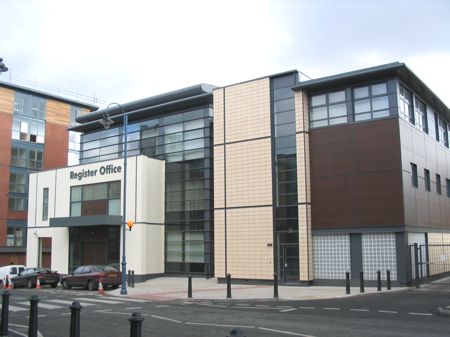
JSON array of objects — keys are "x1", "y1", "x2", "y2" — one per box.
[{"x1": 70, "y1": 164, "x2": 122, "y2": 181}]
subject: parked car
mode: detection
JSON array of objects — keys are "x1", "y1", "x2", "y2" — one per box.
[
  {"x1": 0, "y1": 265, "x2": 25, "y2": 286},
  {"x1": 12, "y1": 268, "x2": 60, "y2": 288},
  {"x1": 61, "y1": 265, "x2": 121, "y2": 291}
]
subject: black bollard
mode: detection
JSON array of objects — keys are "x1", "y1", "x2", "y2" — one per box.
[
  {"x1": 228, "y1": 327, "x2": 246, "y2": 337},
  {"x1": 0, "y1": 290, "x2": 11, "y2": 336},
  {"x1": 69, "y1": 301, "x2": 82, "y2": 337},
  {"x1": 345, "y1": 271, "x2": 350, "y2": 294},
  {"x1": 128, "y1": 270, "x2": 131, "y2": 287},
  {"x1": 28, "y1": 295, "x2": 39, "y2": 337},
  {"x1": 226, "y1": 273, "x2": 232, "y2": 299},
  {"x1": 187, "y1": 275, "x2": 192, "y2": 298},
  {"x1": 273, "y1": 273, "x2": 279, "y2": 299},
  {"x1": 377, "y1": 270, "x2": 382, "y2": 291},
  {"x1": 129, "y1": 312, "x2": 144, "y2": 337},
  {"x1": 386, "y1": 270, "x2": 391, "y2": 290},
  {"x1": 205, "y1": 264, "x2": 210, "y2": 280},
  {"x1": 131, "y1": 270, "x2": 135, "y2": 288},
  {"x1": 359, "y1": 270, "x2": 365, "y2": 293}
]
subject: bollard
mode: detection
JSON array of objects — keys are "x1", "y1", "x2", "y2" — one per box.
[
  {"x1": 228, "y1": 327, "x2": 246, "y2": 337},
  {"x1": 187, "y1": 275, "x2": 192, "y2": 298},
  {"x1": 128, "y1": 270, "x2": 131, "y2": 287},
  {"x1": 69, "y1": 301, "x2": 82, "y2": 337},
  {"x1": 377, "y1": 270, "x2": 382, "y2": 291},
  {"x1": 131, "y1": 270, "x2": 135, "y2": 288},
  {"x1": 359, "y1": 270, "x2": 365, "y2": 293},
  {"x1": 386, "y1": 270, "x2": 391, "y2": 290},
  {"x1": 28, "y1": 295, "x2": 39, "y2": 337},
  {"x1": 345, "y1": 271, "x2": 350, "y2": 294},
  {"x1": 129, "y1": 312, "x2": 144, "y2": 337},
  {"x1": 0, "y1": 290, "x2": 11, "y2": 337},
  {"x1": 226, "y1": 273, "x2": 232, "y2": 299},
  {"x1": 205, "y1": 264, "x2": 210, "y2": 280},
  {"x1": 273, "y1": 273, "x2": 279, "y2": 299}
]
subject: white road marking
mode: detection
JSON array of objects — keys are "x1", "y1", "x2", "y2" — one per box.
[
  {"x1": 299, "y1": 306, "x2": 315, "y2": 310},
  {"x1": 125, "y1": 306, "x2": 143, "y2": 310},
  {"x1": 150, "y1": 315, "x2": 183, "y2": 323},
  {"x1": 185, "y1": 322, "x2": 255, "y2": 329},
  {"x1": 408, "y1": 312, "x2": 432, "y2": 316},
  {"x1": 323, "y1": 307, "x2": 340, "y2": 310},
  {"x1": 258, "y1": 327, "x2": 316, "y2": 337},
  {"x1": 103, "y1": 296, "x2": 147, "y2": 303},
  {"x1": 280, "y1": 308, "x2": 298, "y2": 313},
  {"x1": 154, "y1": 305, "x2": 169, "y2": 308},
  {"x1": 46, "y1": 299, "x2": 95, "y2": 306},
  {"x1": 9, "y1": 323, "x2": 43, "y2": 337},
  {"x1": 3, "y1": 305, "x2": 28, "y2": 312},
  {"x1": 74, "y1": 297, "x2": 124, "y2": 304},
  {"x1": 17, "y1": 301, "x2": 64, "y2": 310},
  {"x1": 197, "y1": 303, "x2": 228, "y2": 308},
  {"x1": 378, "y1": 310, "x2": 398, "y2": 314},
  {"x1": 350, "y1": 308, "x2": 370, "y2": 312},
  {"x1": 232, "y1": 306, "x2": 279, "y2": 310}
]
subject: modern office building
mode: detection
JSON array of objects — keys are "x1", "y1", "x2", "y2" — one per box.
[
  {"x1": 26, "y1": 62, "x2": 450, "y2": 285},
  {"x1": 0, "y1": 80, "x2": 97, "y2": 266}
]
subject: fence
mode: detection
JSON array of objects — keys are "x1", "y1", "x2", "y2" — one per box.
[{"x1": 409, "y1": 243, "x2": 450, "y2": 286}]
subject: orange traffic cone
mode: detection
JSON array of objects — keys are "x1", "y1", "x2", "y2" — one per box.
[
  {"x1": 7, "y1": 276, "x2": 12, "y2": 290},
  {"x1": 36, "y1": 277, "x2": 42, "y2": 289},
  {"x1": 98, "y1": 279, "x2": 105, "y2": 296}
]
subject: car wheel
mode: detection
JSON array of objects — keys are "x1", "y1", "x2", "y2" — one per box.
[
  {"x1": 87, "y1": 280, "x2": 95, "y2": 291},
  {"x1": 27, "y1": 279, "x2": 34, "y2": 289},
  {"x1": 51, "y1": 282, "x2": 58, "y2": 288},
  {"x1": 62, "y1": 280, "x2": 71, "y2": 290}
]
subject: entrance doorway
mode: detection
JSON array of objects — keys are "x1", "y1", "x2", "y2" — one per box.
[
  {"x1": 38, "y1": 237, "x2": 52, "y2": 268},
  {"x1": 278, "y1": 243, "x2": 299, "y2": 283}
]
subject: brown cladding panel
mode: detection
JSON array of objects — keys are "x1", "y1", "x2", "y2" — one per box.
[
  {"x1": 311, "y1": 118, "x2": 404, "y2": 229},
  {"x1": 43, "y1": 122, "x2": 68, "y2": 169},
  {"x1": 46, "y1": 100, "x2": 70, "y2": 126}
]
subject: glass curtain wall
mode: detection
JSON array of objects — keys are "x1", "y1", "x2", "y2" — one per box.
[
  {"x1": 79, "y1": 107, "x2": 213, "y2": 275},
  {"x1": 270, "y1": 73, "x2": 299, "y2": 282}
]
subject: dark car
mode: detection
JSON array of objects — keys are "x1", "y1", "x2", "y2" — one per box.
[
  {"x1": 61, "y1": 265, "x2": 121, "y2": 291},
  {"x1": 12, "y1": 268, "x2": 60, "y2": 288}
]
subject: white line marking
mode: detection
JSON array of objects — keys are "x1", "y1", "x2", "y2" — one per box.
[
  {"x1": 350, "y1": 308, "x2": 370, "y2": 312},
  {"x1": 46, "y1": 299, "x2": 95, "y2": 306},
  {"x1": 103, "y1": 297, "x2": 147, "y2": 303},
  {"x1": 95, "y1": 309, "x2": 112, "y2": 312},
  {"x1": 150, "y1": 315, "x2": 183, "y2": 324},
  {"x1": 232, "y1": 306, "x2": 278, "y2": 310},
  {"x1": 8, "y1": 328, "x2": 29, "y2": 337},
  {"x1": 154, "y1": 305, "x2": 169, "y2": 308},
  {"x1": 323, "y1": 307, "x2": 340, "y2": 310},
  {"x1": 378, "y1": 310, "x2": 398, "y2": 314},
  {"x1": 9, "y1": 324, "x2": 43, "y2": 337},
  {"x1": 256, "y1": 304, "x2": 270, "y2": 307},
  {"x1": 5, "y1": 305, "x2": 28, "y2": 312},
  {"x1": 185, "y1": 322, "x2": 255, "y2": 328},
  {"x1": 408, "y1": 312, "x2": 432, "y2": 316},
  {"x1": 197, "y1": 303, "x2": 228, "y2": 308},
  {"x1": 299, "y1": 306, "x2": 315, "y2": 310},
  {"x1": 258, "y1": 327, "x2": 316, "y2": 337},
  {"x1": 125, "y1": 307, "x2": 142, "y2": 310},
  {"x1": 17, "y1": 301, "x2": 64, "y2": 310},
  {"x1": 280, "y1": 308, "x2": 298, "y2": 313},
  {"x1": 74, "y1": 297, "x2": 124, "y2": 304},
  {"x1": 99, "y1": 311, "x2": 146, "y2": 316}
]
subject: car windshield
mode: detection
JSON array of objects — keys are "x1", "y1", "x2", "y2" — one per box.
[
  {"x1": 93, "y1": 265, "x2": 117, "y2": 272},
  {"x1": 36, "y1": 268, "x2": 51, "y2": 273}
]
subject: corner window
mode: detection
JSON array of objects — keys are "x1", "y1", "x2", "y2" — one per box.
[
  {"x1": 436, "y1": 174, "x2": 442, "y2": 195},
  {"x1": 424, "y1": 169, "x2": 430, "y2": 192},
  {"x1": 353, "y1": 82, "x2": 390, "y2": 121},
  {"x1": 399, "y1": 85, "x2": 413, "y2": 123},
  {"x1": 42, "y1": 188, "x2": 49, "y2": 220},
  {"x1": 414, "y1": 97, "x2": 427, "y2": 133},
  {"x1": 411, "y1": 163, "x2": 418, "y2": 188}
]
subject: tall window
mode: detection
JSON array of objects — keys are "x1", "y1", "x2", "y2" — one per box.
[
  {"x1": 414, "y1": 97, "x2": 427, "y2": 133},
  {"x1": 70, "y1": 181, "x2": 121, "y2": 217},
  {"x1": 436, "y1": 174, "x2": 442, "y2": 195},
  {"x1": 310, "y1": 90, "x2": 348, "y2": 127},
  {"x1": 411, "y1": 163, "x2": 418, "y2": 188},
  {"x1": 424, "y1": 169, "x2": 431, "y2": 192},
  {"x1": 12, "y1": 117, "x2": 45, "y2": 143},
  {"x1": 353, "y1": 82, "x2": 390, "y2": 121},
  {"x1": 42, "y1": 188, "x2": 49, "y2": 220},
  {"x1": 9, "y1": 172, "x2": 27, "y2": 193},
  {"x1": 438, "y1": 117, "x2": 448, "y2": 147},
  {"x1": 7, "y1": 225, "x2": 24, "y2": 247},
  {"x1": 399, "y1": 85, "x2": 413, "y2": 122}
]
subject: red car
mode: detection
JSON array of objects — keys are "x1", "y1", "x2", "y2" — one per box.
[{"x1": 61, "y1": 265, "x2": 121, "y2": 290}]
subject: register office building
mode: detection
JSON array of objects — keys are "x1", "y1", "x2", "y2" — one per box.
[{"x1": 27, "y1": 62, "x2": 450, "y2": 285}]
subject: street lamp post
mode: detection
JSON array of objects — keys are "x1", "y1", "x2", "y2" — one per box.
[{"x1": 100, "y1": 102, "x2": 128, "y2": 295}]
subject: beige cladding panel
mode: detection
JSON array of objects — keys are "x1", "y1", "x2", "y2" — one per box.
[
  {"x1": 295, "y1": 90, "x2": 309, "y2": 132},
  {"x1": 296, "y1": 134, "x2": 311, "y2": 204},
  {"x1": 0, "y1": 87, "x2": 14, "y2": 114},
  {"x1": 226, "y1": 138, "x2": 273, "y2": 208},
  {"x1": 214, "y1": 210, "x2": 225, "y2": 276},
  {"x1": 213, "y1": 89, "x2": 225, "y2": 145},
  {"x1": 226, "y1": 207, "x2": 274, "y2": 280},
  {"x1": 46, "y1": 100, "x2": 70, "y2": 126},
  {"x1": 224, "y1": 79, "x2": 271, "y2": 143},
  {"x1": 428, "y1": 232, "x2": 450, "y2": 244},
  {"x1": 298, "y1": 204, "x2": 313, "y2": 281},
  {"x1": 214, "y1": 145, "x2": 225, "y2": 209}
]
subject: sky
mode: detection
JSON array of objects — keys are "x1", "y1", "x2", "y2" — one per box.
[{"x1": 1, "y1": 0, "x2": 449, "y2": 108}]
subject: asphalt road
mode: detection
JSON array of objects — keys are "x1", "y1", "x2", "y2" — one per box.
[{"x1": 1, "y1": 286, "x2": 450, "y2": 337}]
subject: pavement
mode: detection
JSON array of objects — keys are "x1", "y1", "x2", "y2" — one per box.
[{"x1": 108, "y1": 276, "x2": 403, "y2": 301}]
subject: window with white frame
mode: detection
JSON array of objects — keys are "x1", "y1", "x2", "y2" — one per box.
[
  {"x1": 398, "y1": 85, "x2": 413, "y2": 122},
  {"x1": 414, "y1": 97, "x2": 427, "y2": 133},
  {"x1": 12, "y1": 117, "x2": 45, "y2": 143}
]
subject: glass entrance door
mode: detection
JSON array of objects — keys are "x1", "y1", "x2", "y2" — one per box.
[{"x1": 279, "y1": 244, "x2": 299, "y2": 283}]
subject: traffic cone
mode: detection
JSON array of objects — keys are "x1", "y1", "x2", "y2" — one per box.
[
  {"x1": 98, "y1": 279, "x2": 105, "y2": 296},
  {"x1": 36, "y1": 277, "x2": 42, "y2": 289},
  {"x1": 7, "y1": 276, "x2": 12, "y2": 290}
]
